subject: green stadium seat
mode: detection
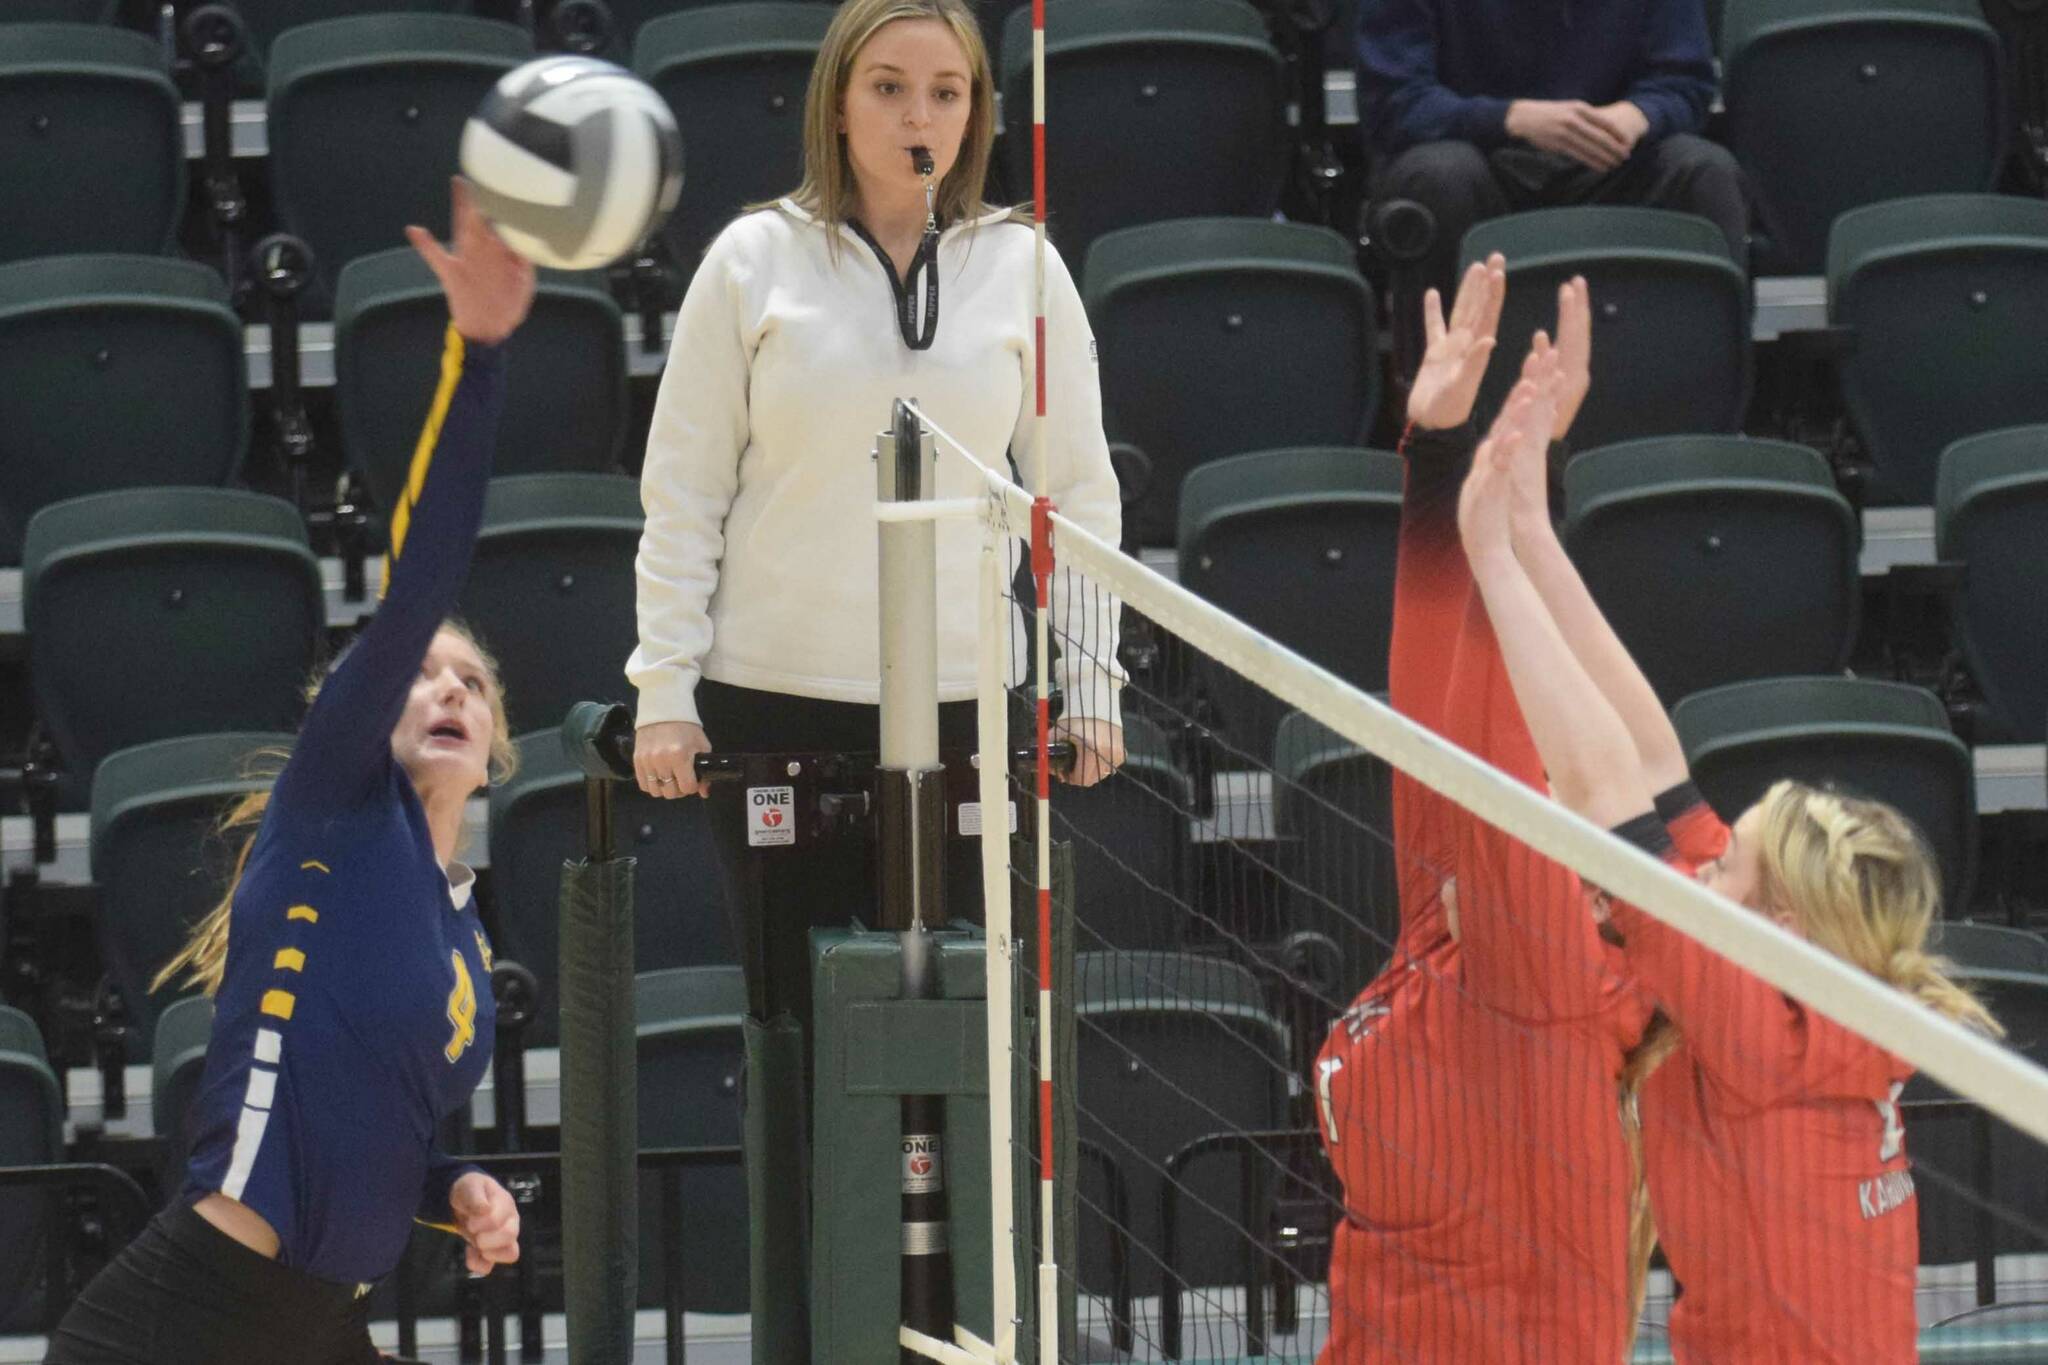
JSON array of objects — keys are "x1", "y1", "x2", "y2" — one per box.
[
  {"x1": 1562, "y1": 437, "x2": 1857, "y2": 706},
  {"x1": 1672, "y1": 676, "x2": 1978, "y2": 914},
  {"x1": 1462, "y1": 208, "x2": 1750, "y2": 454},
  {"x1": 487, "y1": 727, "x2": 736, "y2": 1047},
  {"x1": 1722, "y1": 0, "x2": 2003, "y2": 274},
  {"x1": 1929, "y1": 922, "x2": 2048, "y2": 975},
  {"x1": 336, "y1": 249, "x2": 630, "y2": 521},
  {"x1": 1905, "y1": 968, "x2": 2048, "y2": 1273},
  {"x1": 151, "y1": 994, "x2": 217, "y2": 1191},
  {"x1": 634, "y1": 965, "x2": 749, "y2": 1314},
  {"x1": 1935, "y1": 425, "x2": 2048, "y2": 743},
  {"x1": 1074, "y1": 950, "x2": 1287, "y2": 1303},
  {"x1": 0, "y1": 24, "x2": 182, "y2": 266},
  {"x1": 458, "y1": 473, "x2": 644, "y2": 739},
  {"x1": 1274, "y1": 708, "x2": 1397, "y2": 991},
  {"x1": 1086, "y1": 222, "x2": 1380, "y2": 547},
  {"x1": 0, "y1": 1006, "x2": 63, "y2": 1333},
  {"x1": 23, "y1": 490, "x2": 323, "y2": 810},
  {"x1": 634, "y1": 4, "x2": 834, "y2": 281},
  {"x1": 0, "y1": 255, "x2": 247, "y2": 566},
  {"x1": 1178, "y1": 447, "x2": 1401, "y2": 761},
  {"x1": 1048, "y1": 715, "x2": 1196, "y2": 952},
  {"x1": 267, "y1": 14, "x2": 531, "y2": 309},
  {"x1": 11, "y1": 1, "x2": 120, "y2": 17},
  {"x1": 91, "y1": 733, "x2": 288, "y2": 1059},
  {"x1": 1002, "y1": 0, "x2": 1286, "y2": 268},
  {"x1": 1829, "y1": 195, "x2": 2048, "y2": 506}
]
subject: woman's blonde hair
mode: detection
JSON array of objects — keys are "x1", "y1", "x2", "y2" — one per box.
[
  {"x1": 1620, "y1": 779, "x2": 2003, "y2": 1329},
  {"x1": 152, "y1": 620, "x2": 517, "y2": 998},
  {"x1": 770, "y1": 0, "x2": 1004, "y2": 233}
]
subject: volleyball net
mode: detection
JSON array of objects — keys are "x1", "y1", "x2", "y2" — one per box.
[{"x1": 902, "y1": 401, "x2": 2048, "y2": 1363}]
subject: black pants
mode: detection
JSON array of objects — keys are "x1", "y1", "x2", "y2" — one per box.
[
  {"x1": 1375, "y1": 133, "x2": 1749, "y2": 374},
  {"x1": 44, "y1": 1203, "x2": 413, "y2": 1365},
  {"x1": 696, "y1": 679, "x2": 982, "y2": 1034}
]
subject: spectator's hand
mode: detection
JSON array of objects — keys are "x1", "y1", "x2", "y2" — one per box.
[
  {"x1": 1591, "y1": 101, "x2": 1651, "y2": 157},
  {"x1": 406, "y1": 178, "x2": 536, "y2": 347},
  {"x1": 1549, "y1": 275, "x2": 1592, "y2": 441},
  {"x1": 1406, "y1": 253, "x2": 1505, "y2": 431},
  {"x1": 635, "y1": 720, "x2": 713, "y2": 798},
  {"x1": 1051, "y1": 718, "x2": 1125, "y2": 788},
  {"x1": 449, "y1": 1172, "x2": 521, "y2": 1276},
  {"x1": 1505, "y1": 100, "x2": 1632, "y2": 172}
]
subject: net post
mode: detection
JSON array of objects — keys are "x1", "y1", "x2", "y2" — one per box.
[
  {"x1": 1028, "y1": 492, "x2": 1057, "y2": 1365},
  {"x1": 877, "y1": 399, "x2": 956, "y2": 1360},
  {"x1": 978, "y1": 504, "x2": 1020, "y2": 1361}
]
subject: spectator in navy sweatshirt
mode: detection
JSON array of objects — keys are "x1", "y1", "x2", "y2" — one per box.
[{"x1": 1359, "y1": 0, "x2": 1745, "y2": 367}]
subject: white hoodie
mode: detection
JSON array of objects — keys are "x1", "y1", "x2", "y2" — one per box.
[{"x1": 629, "y1": 199, "x2": 1124, "y2": 728}]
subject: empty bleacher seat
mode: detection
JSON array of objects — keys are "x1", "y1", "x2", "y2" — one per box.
[
  {"x1": 1462, "y1": 208, "x2": 1750, "y2": 454},
  {"x1": 487, "y1": 726, "x2": 736, "y2": 1046},
  {"x1": 1672, "y1": 676, "x2": 1978, "y2": 914},
  {"x1": 0, "y1": 24, "x2": 182, "y2": 266},
  {"x1": 1002, "y1": 0, "x2": 1286, "y2": 268},
  {"x1": 1906, "y1": 967, "x2": 2048, "y2": 1277},
  {"x1": 1562, "y1": 436, "x2": 1857, "y2": 705},
  {"x1": 267, "y1": 14, "x2": 532, "y2": 309},
  {"x1": 1048, "y1": 715, "x2": 1197, "y2": 952},
  {"x1": 0, "y1": 255, "x2": 247, "y2": 566},
  {"x1": 1722, "y1": 0, "x2": 2004, "y2": 274},
  {"x1": 634, "y1": 4, "x2": 833, "y2": 282},
  {"x1": 91, "y1": 732, "x2": 289, "y2": 1059},
  {"x1": 1829, "y1": 194, "x2": 2048, "y2": 506},
  {"x1": 1930, "y1": 921, "x2": 2048, "y2": 975},
  {"x1": 24, "y1": 490, "x2": 323, "y2": 809},
  {"x1": 1074, "y1": 950, "x2": 1287, "y2": 1303},
  {"x1": 1177, "y1": 447, "x2": 1401, "y2": 761},
  {"x1": 634, "y1": 964, "x2": 749, "y2": 1314},
  {"x1": 336, "y1": 248, "x2": 630, "y2": 519},
  {"x1": 1936, "y1": 425, "x2": 2048, "y2": 743},
  {"x1": 151, "y1": 994, "x2": 216, "y2": 1191},
  {"x1": 12, "y1": 1, "x2": 119, "y2": 18},
  {"x1": 1085, "y1": 220, "x2": 1380, "y2": 547},
  {"x1": 0, "y1": 1006, "x2": 63, "y2": 1333},
  {"x1": 1273, "y1": 708, "x2": 1397, "y2": 991},
  {"x1": 458, "y1": 473, "x2": 645, "y2": 737}
]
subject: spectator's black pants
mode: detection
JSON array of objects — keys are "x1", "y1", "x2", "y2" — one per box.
[{"x1": 1374, "y1": 134, "x2": 1749, "y2": 376}]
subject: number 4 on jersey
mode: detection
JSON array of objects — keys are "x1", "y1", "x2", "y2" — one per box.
[{"x1": 445, "y1": 951, "x2": 478, "y2": 1062}]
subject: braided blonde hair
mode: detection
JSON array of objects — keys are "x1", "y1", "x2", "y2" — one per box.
[{"x1": 1757, "y1": 779, "x2": 2002, "y2": 1038}]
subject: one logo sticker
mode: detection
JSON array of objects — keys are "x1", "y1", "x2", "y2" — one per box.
[
  {"x1": 902, "y1": 1134, "x2": 943, "y2": 1193},
  {"x1": 748, "y1": 786, "x2": 796, "y2": 847}
]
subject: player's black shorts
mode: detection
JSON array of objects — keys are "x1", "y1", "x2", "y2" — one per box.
[{"x1": 43, "y1": 1201, "x2": 412, "y2": 1365}]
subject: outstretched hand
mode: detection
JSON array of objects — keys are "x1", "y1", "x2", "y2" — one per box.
[
  {"x1": 1548, "y1": 275, "x2": 1591, "y2": 441},
  {"x1": 1509, "y1": 337, "x2": 1564, "y2": 525},
  {"x1": 406, "y1": 178, "x2": 535, "y2": 347},
  {"x1": 1407, "y1": 253, "x2": 1505, "y2": 431}
]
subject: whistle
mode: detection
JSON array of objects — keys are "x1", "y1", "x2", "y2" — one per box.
[{"x1": 910, "y1": 145, "x2": 935, "y2": 177}]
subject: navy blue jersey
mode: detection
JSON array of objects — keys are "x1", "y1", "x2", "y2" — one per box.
[{"x1": 181, "y1": 328, "x2": 503, "y2": 1284}]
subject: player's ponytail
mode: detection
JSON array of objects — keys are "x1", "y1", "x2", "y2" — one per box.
[
  {"x1": 152, "y1": 619, "x2": 517, "y2": 998},
  {"x1": 1620, "y1": 1012, "x2": 1681, "y2": 1347},
  {"x1": 1758, "y1": 780, "x2": 2002, "y2": 1039}
]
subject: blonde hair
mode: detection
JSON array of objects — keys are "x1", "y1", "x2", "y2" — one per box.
[
  {"x1": 1620, "y1": 779, "x2": 2003, "y2": 1324},
  {"x1": 765, "y1": 0, "x2": 1005, "y2": 236},
  {"x1": 152, "y1": 620, "x2": 517, "y2": 998}
]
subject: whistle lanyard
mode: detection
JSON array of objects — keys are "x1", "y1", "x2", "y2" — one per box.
[{"x1": 849, "y1": 182, "x2": 941, "y2": 351}]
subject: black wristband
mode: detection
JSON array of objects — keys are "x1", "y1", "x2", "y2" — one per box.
[
  {"x1": 1402, "y1": 419, "x2": 1478, "y2": 461},
  {"x1": 1610, "y1": 809, "x2": 1675, "y2": 860},
  {"x1": 1653, "y1": 779, "x2": 1708, "y2": 825}
]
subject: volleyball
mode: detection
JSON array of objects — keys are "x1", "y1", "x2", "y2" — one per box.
[{"x1": 459, "y1": 56, "x2": 682, "y2": 271}]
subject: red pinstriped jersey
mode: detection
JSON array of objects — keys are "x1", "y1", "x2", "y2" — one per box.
[{"x1": 1609, "y1": 811, "x2": 1920, "y2": 1365}]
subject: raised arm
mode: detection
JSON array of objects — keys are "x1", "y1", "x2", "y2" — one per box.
[
  {"x1": 1457, "y1": 381, "x2": 1653, "y2": 831},
  {"x1": 1508, "y1": 285, "x2": 1689, "y2": 794},
  {"x1": 274, "y1": 182, "x2": 532, "y2": 813}
]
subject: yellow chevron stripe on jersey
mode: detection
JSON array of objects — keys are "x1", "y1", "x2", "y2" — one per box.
[
  {"x1": 287, "y1": 904, "x2": 319, "y2": 923},
  {"x1": 274, "y1": 948, "x2": 306, "y2": 973},
  {"x1": 300, "y1": 860, "x2": 331, "y2": 875},
  {"x1": 260, "y1": 989, "x2": 297, "y2": 1020},
  {"x1": 383, "y1": 326, "x2": 467, "y2": 584}
]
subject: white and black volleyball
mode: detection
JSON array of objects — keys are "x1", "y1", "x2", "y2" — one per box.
[{"x1": 460, "y1": 56, "x2": 682, "y2": 271}]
